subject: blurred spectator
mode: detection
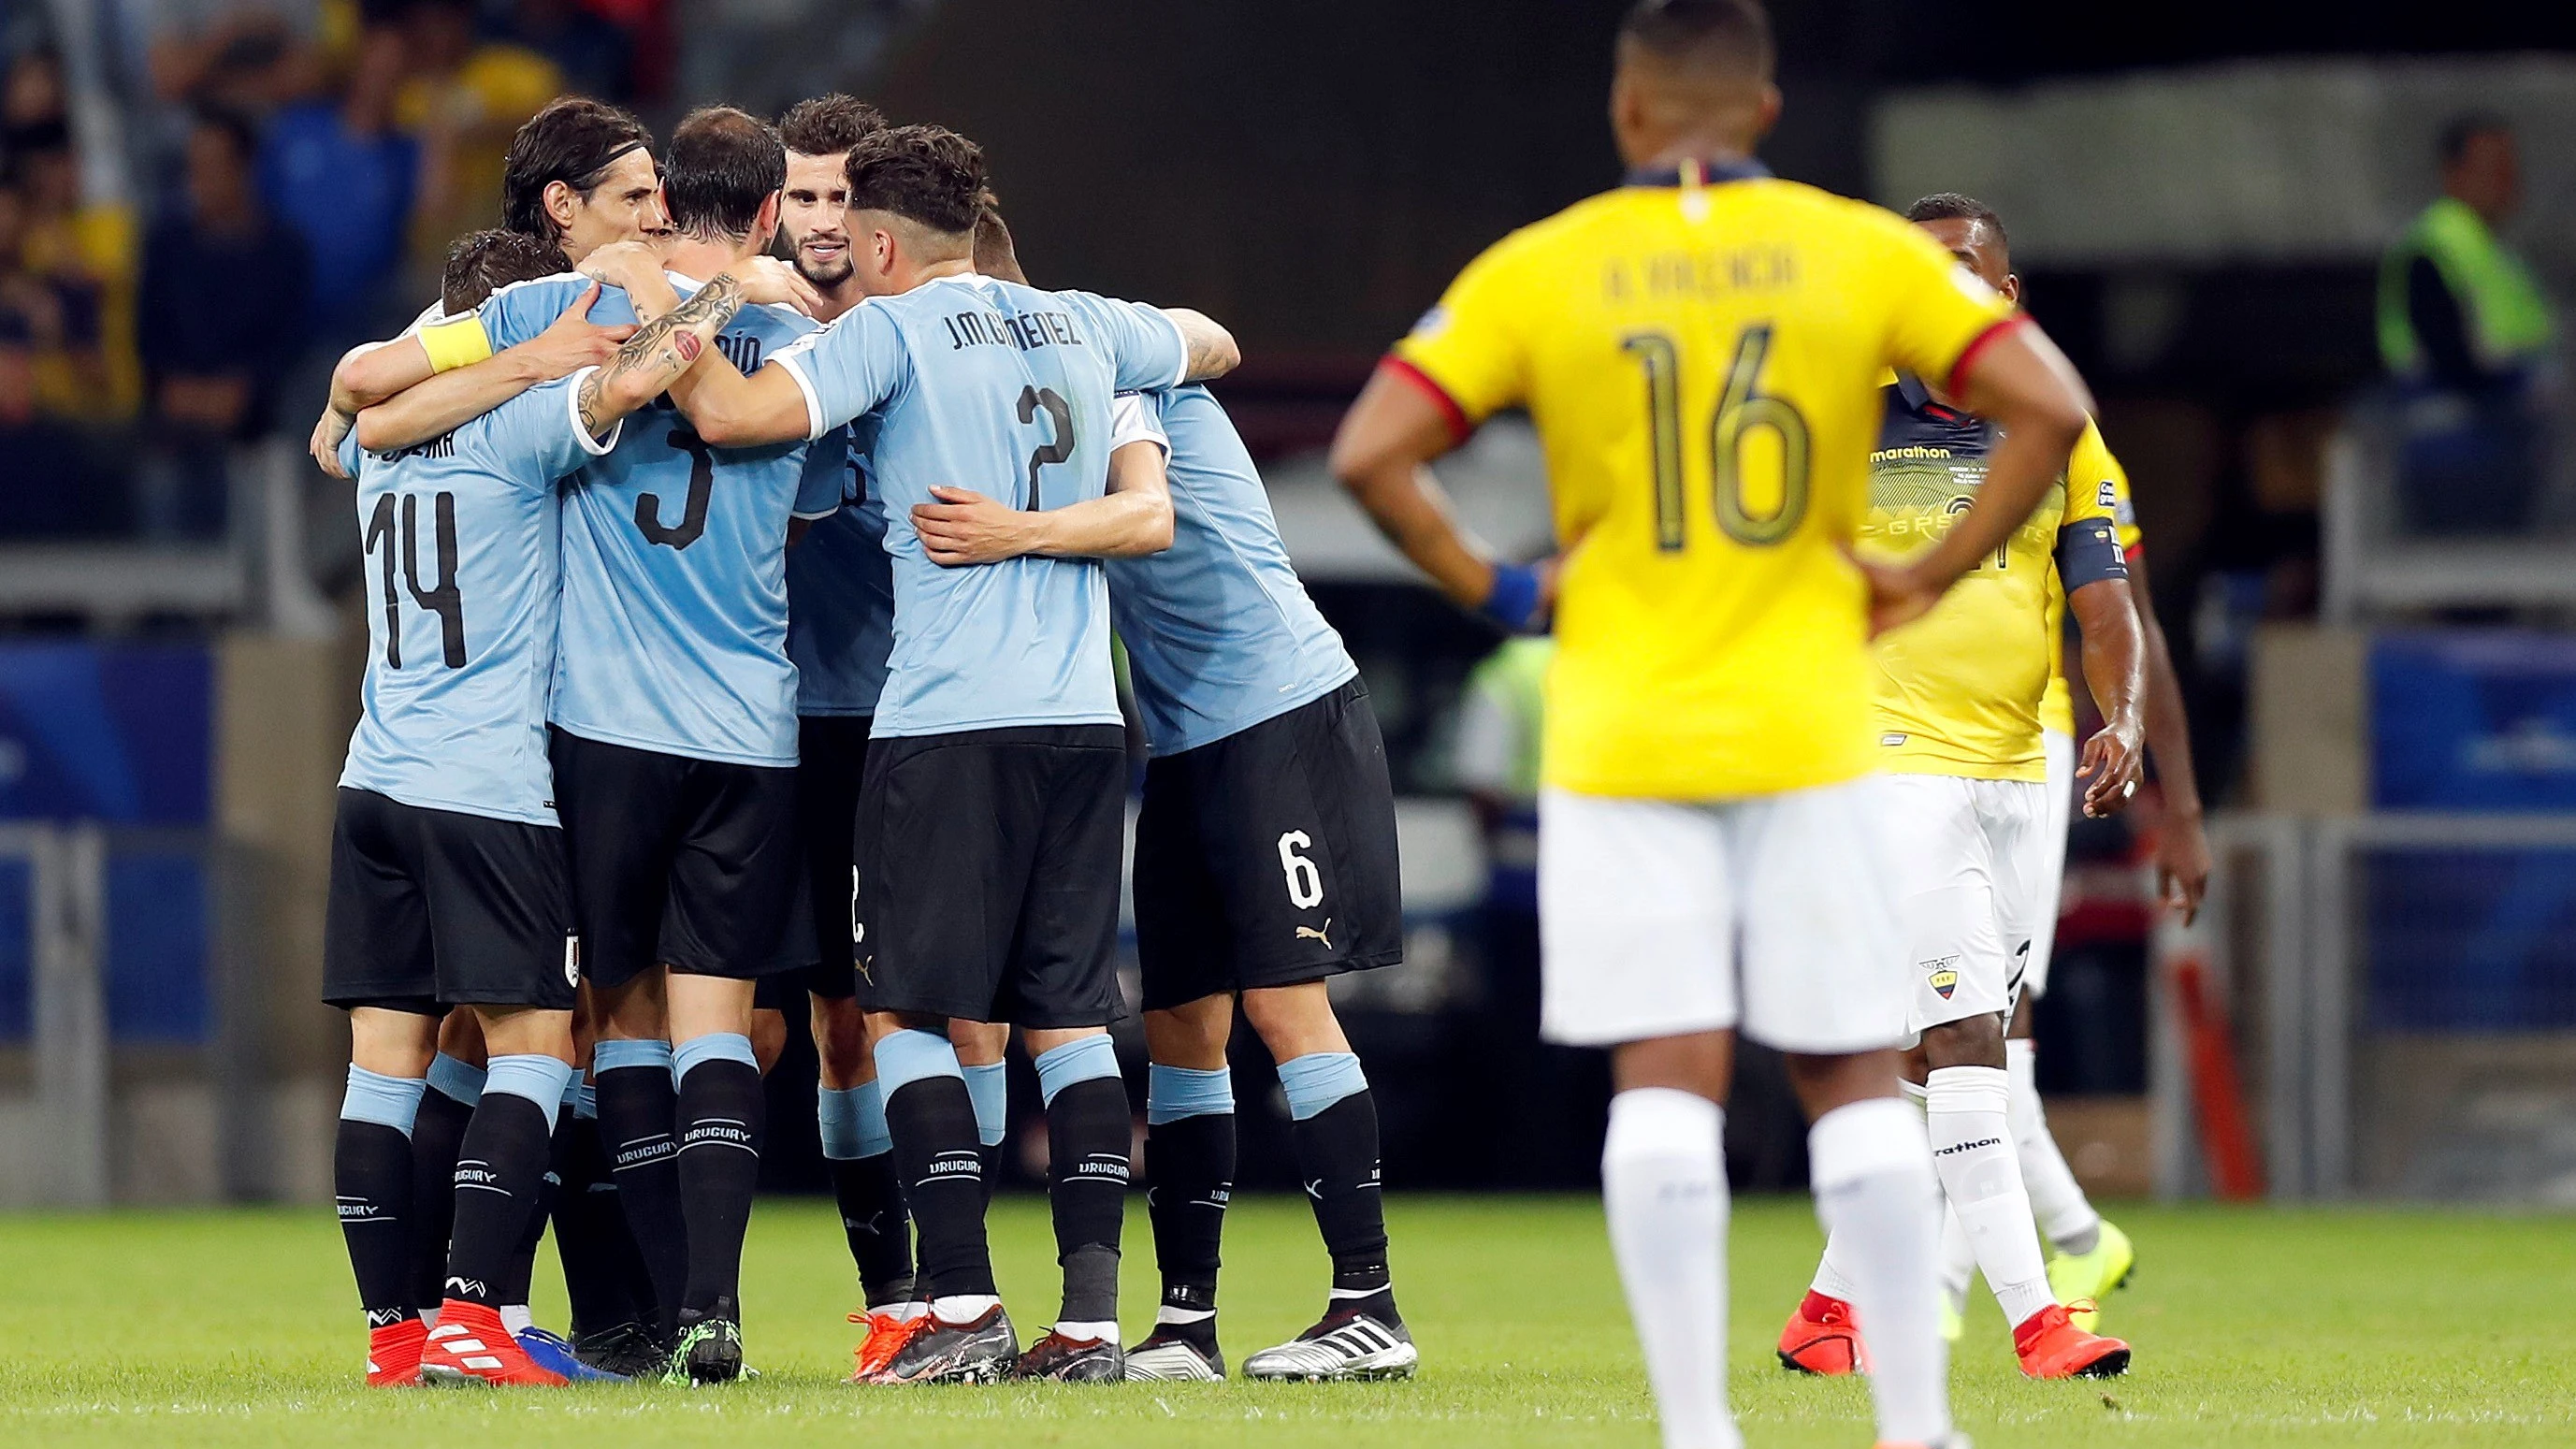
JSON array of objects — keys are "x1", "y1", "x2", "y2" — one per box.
[
  {"x1": 258, "y1": 23, "x2": 416, "y2": 339},
  {"x1": 5, "y1": 51, "x2": 140, "y2": 424},
  {"x1": 147, "y1": 6, "x2": 326, "y2": 117},
  {"x1": 398, "y1": 0, "x2": 563, "y2": 283},
  {"x1": 505, "y1": 0, "x2": 633, "y2": 102},
  {"x1": 137, "y1": 109, "x2": 311, "y2": 540},
  {"x1": 2378, "y1": 115, "x2": 2558, "y2": 536},
  {"x1": 0, "y1": 311, "x2": 114, "y2": 538}
]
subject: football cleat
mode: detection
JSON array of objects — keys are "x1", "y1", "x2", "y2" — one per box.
[
  {"x1": 1242, "y1": 1309, "x2": 1416, "y2": 1382},
  {"x1": 419, "y1": 1301, "x2": 569, "y2": 1386},
  {"x1": 2012, "y1": 1303, "x2": 2130, "y2": 1379},
  {"x1": 2047, "y1": 1220, "x2": 2135, "y2": 1332},
  {"x1": 1776, "y1": 1292, "x2": 1868, "y2": 1376},
  {"x1": 365, "y1": 1316, "x2": 427, "y2": 1387},
  {"x1": 1012, "y1": 1330, "x2": 1125, "y2": 1382},
  {"x1": 1123, "y1": 1330, "x2": 1226, "y2": 1382},
  {"x1": 515, "y1": 1326, "x2": 626, "y2": 1382},
  {"x1": 660, "y1": 1303, "x2": 745, "y2": 1386},
  {"x1": 874, "y1": 1305, "x2": 1019, "y2": 1384},
  {"x1": 848, "y1": 1306, "x2": 929, "y2": 1383},
  {"x1": 572, "y1": 1321, "x2": 667, "y2": 1379}
]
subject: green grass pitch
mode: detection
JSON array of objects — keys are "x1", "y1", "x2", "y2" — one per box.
[{"x1": 4, "y1": 1195, "x2": 2571, "y2": 1446}]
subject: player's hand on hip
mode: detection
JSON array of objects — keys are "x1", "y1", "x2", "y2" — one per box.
[
  {"x1": 310, "y1": 406, "x2": 354, "y2": 479},
  {"x1": 2155, "y1": 809, "x2": 2212, "y2": 924},
  {"x1": 526, "y1": 283, "x2": 638, "y2": 378},
  {"x1": 731, "y1": 256, "x2": 824, "y2": 317},
  {"x1": 1848, "y1": 548, "x2": 1942, "y2": 640},
  {"x1": 2076, "y1": 721, "x2": 2145, "y2": 819},
  {"x1": 913, "y1": 486, "x2": 1035, "y2": 566}
]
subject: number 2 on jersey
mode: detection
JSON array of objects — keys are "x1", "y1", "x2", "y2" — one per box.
[
  {"x1": 1622, "y1": 322, "x2": 1812, "y2": 551},
  {"x1": 1016, "y1": 385, "x2": 1074, "y2": 508}
]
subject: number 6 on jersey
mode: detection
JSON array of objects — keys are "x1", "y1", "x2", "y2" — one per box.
[{"x1": 1277, "y1": 830, "x2": 1325, "y2": 909}]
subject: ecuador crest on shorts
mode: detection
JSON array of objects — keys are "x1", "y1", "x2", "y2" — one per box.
[{"x1": 1922, "y1": 954, "x2": 1961, "y2": 1001}]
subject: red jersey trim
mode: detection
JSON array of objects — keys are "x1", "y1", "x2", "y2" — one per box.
[{"x1": 1380, "y1": 355, "x2": 1472, "y2": 442}]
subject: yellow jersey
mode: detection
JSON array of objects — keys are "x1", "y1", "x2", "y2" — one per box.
[
  {"x1": 2038, "y1": 428, "x2": 2143, "y2": 737},
  {"x1": 1860, "y1": 389, "x2": 2127, "y2": 779},
  {"x1": 1393, "y1": 164, "x2": 2018, "y2": 800}
]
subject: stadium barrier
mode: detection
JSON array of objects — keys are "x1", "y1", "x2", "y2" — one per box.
[{"x1": 2162, "y1": 812, "x2": 2576, "y2": 1203}]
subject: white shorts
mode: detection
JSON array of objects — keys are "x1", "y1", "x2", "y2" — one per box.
[
  {"x1": 1879, "y1": 772, "x2": 2049, "y2": 1034},
  {"x1": 2025, "y1": 730, "x2": 2075, "y2": 998},
  {"x1": 1537, "y1": 778, "x2": 1904, "y2": 1054}
]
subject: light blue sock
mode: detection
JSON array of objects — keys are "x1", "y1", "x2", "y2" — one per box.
[
  {"x1": 485, "y1": 1053, "x2": 576, "y2": 1123},
  {"x1": 1033, "y1": 1034, "x2": 1121, "y2": 1108},
  {"x1": 1147, "y1": 1064, "x2": 1234, "y2": 1125},
  {"x1": 426, "y1": 1051, "x2": 485, "y2": 1106},
  {"x1": 818, "y1": 1083, "x2": 896, "y2": 1161},
  {"x1": 673, "y1": 1032, "x2": 757, "y2": 1082},
  {"x1": 341, "y1": 1065, "x2": 427, "y2": 1136},
  {"x1": 963, "y1": 1061, "x2": 1008, "y2": 1147},
  {"x1": 593, "y1": 1037, "x2": 673, "y2": 1080},
  {"x1": 876, "y1": 1029, "x2": 964, "y2": 1097},
  {"x1": 1277, "y1": 1051, "x2": 1368, "y2": 1122},
  {"x1": 571, "y1": 1081, "x2": 599, "y2": 1120}
]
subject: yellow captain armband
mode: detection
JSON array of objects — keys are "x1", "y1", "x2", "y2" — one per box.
[{"x1": 418, "y1": 315, "x2": 495, "y2": 374}]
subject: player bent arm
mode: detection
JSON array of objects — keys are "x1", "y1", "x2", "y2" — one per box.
[{"x1": 911, "y1": 437, "x2": 1173, "y2": 565}]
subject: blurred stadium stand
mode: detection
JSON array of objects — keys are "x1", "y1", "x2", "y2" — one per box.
[{"x1": 9, "y1": 0, "x2": 2576, "y2": 1205}]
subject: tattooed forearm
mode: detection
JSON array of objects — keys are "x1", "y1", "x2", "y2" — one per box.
[
  {"x1": 1165, "y1": 308, "x2": 1241, "y2": 383},
  {"x1": 578, "y1": 272, "x2": 745, "y2": 435}
]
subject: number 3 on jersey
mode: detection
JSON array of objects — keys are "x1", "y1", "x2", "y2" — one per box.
[{"x1": 1621, "y1": 322, "x2": 1812, "y2": 551}]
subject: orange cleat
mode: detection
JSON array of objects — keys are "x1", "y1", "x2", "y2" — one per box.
[
  {"x1": 849, "y1": 1305, "x2": 931, "y2": 1384},
  {"x1": 419, "y1": 1300, "x2": 570, "y2": 1386},
  {"x1": 1777, "y1": 1291, "x2": 1870, "y2": 1375},
  {"x1": 2013, "y1": 1302, "x2": 2130, "y2": 1379},
  {"x1": 366, "y1": 1316, "x2": 427, "y2": 1387}
]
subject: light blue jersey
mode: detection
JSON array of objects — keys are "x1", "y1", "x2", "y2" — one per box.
[
  {"x1": 772, "y1": 274, "x2": 1188, "y2": 736},
  {"x1": 1107, "y1": 386, "x2": 1357, "y2": 755},
  {"x1": 478, "y1": 271, "x2": 846, "y2": 765},
  {"x1": 787, "y1": 418, "x2": 895, "y2": 717},
  {"x1": 337, "y1": 372, "x2": 617, "y2": 824}
]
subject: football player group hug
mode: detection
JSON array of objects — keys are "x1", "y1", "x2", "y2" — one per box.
[{"x1": 314, "y1": 0, "x2": 2210, "y2": 1437}]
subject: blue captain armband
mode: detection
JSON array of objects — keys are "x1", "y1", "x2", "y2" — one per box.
[{"x1": 2054, "y1": 516, "x2": 2128, "y2": 590}]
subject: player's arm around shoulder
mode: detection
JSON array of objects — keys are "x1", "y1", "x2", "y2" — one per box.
[
  {"x1": 913, "y1": 413, "x2": 1174, "y2": 567},
  {"x1": 671, "y1": 288, "x2": 862, "y2": 450},
  {"x1": 574, "y1": 271, "x2": 750, "y2": 438},
  {"x1": 1164, "y1": 308, "x2": 1239, "y2": 384},
  {"x1": 351, "y1": 284, "x2": 637, "y2": 454}
]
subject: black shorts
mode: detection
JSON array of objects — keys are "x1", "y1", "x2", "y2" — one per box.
[
  {"x1": 549, "y1": 728, "x2": 812, "y2": 990},
  {"x1": 1134, "y1": 678, "x2": 1405, "y2": 1012},
  {"x1": 323, "y1": 787, "x2": 579, "y2": 1012},
  {"x1": 755, "y1": 715, "x2": 873, "y2": 1012},
  {"x1": 856, "y1": 724, "x2": 1127, "y2": 1028}
]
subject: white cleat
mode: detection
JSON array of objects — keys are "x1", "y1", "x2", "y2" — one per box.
[
  {"x1": 1242, "y1": 1311, "x2": 1417, "y2": 1382},
  {"x1": 1123, "y1": 1333, "x2": 1225, "y2": 1382}
]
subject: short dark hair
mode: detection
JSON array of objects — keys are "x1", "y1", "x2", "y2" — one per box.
[
  {"x1": 2439, "y1": 111, "x2": 2511, "y2": 167},
  {"x1": 441, "y1": 228, "x2": 566, "y2": 314},
  {"x1": 778, "y1": 94, "x2": 885, "y2": 157},
  {"x1": 1618, "y1": 0, "x2": 1773, "y2": 79},
  {"x1": 1905, "y1": 192, "x2": 2006, "y2": 252},
  {"x1": 845, "y1": 124, "x2": 986, "y2": 237},
  {"x1": 501, "y1": 98, "x2": 654, "y2": 242},
  {"x1": 663, "y1": 106, "x2": 786, "y2": 241},
  {"x1": 189, "y1": 107, "x2": 261, "y2": 165}
]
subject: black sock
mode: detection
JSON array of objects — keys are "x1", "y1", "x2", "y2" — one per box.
[
  {"x1": 597, "y1": 1063, "x2": 689, "y2": 1332},
  {"x1": 1145, "y1": 1110, "x2": 1232, "y2": 1342},
  {"x1": 674, "y1": 1058, "x2": 764, "y2": 1317},
  {"x1": 336, "y1": 1118, "x2": 415, "y2": 1326},
  {"x1": 831, "y1": 1152, "x2": 914, "y2": 1306},
  {"x1": 444, "y1": 1092, "x2": 556, "y2": 1308},
  {"x1": 1293, "y1": 1091, "x2": 1398, "y2": 1325},
  {"x1": 406, "y1": 1084, "x2": 473, "y2": 1312},
  {"x1": 550, "y1": 1112, "x2": 648, "y2": 1338},
  {"x1": 497, "y1": 1150, "x2": 556, "y2": 1309},
  {"x1": 1046, "y1": 1076, "x2": 1131, "y2": 1327},
  {"x1": 886, "y1": 1077, "x2": 992, "y2": 1300}
]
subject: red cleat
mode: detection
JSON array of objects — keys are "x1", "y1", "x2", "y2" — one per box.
[
  {"x1": 419, "y1": 1300, "x2": 570, "y2": 1386},
  {"x1": 849, "y1": 1305, "x2": 930, "y2": 1384},
  {"x1": 2013, "y1": 1301, "x2": 2130, "y2": 1379},
  {"x1": 366, "y1": 1316, "x2": 427, "y2": 1386},
  {"x1": 1777, "y1": 1291, "x2": 1870, "y2": 1375}
]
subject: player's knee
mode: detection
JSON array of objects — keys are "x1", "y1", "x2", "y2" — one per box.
[
  {"x1": 748, "y1": 1007, "x2": 789, "y2": 1076},
  {"x1": 1920, "y1": 1013, "x2": 2007, "y2": 1071},
  {"x1": 1143, "y1": 997, "x2": 1232, "y2": 1070},
  {"x1": 1242, "y1": 980, "x2": 1347, "y2": 1060}
]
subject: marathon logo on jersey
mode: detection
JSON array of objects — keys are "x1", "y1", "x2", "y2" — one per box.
[
  {"x1": 1921, "y1": 954, "x2": 1961, "y2": 1000},
  {"x1": 941, "y1": 306, "x2": 1084, "y2": 354},
  {"x1": 1933, "y1": 1136, "x2": 2003, "y2": 1158}
]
